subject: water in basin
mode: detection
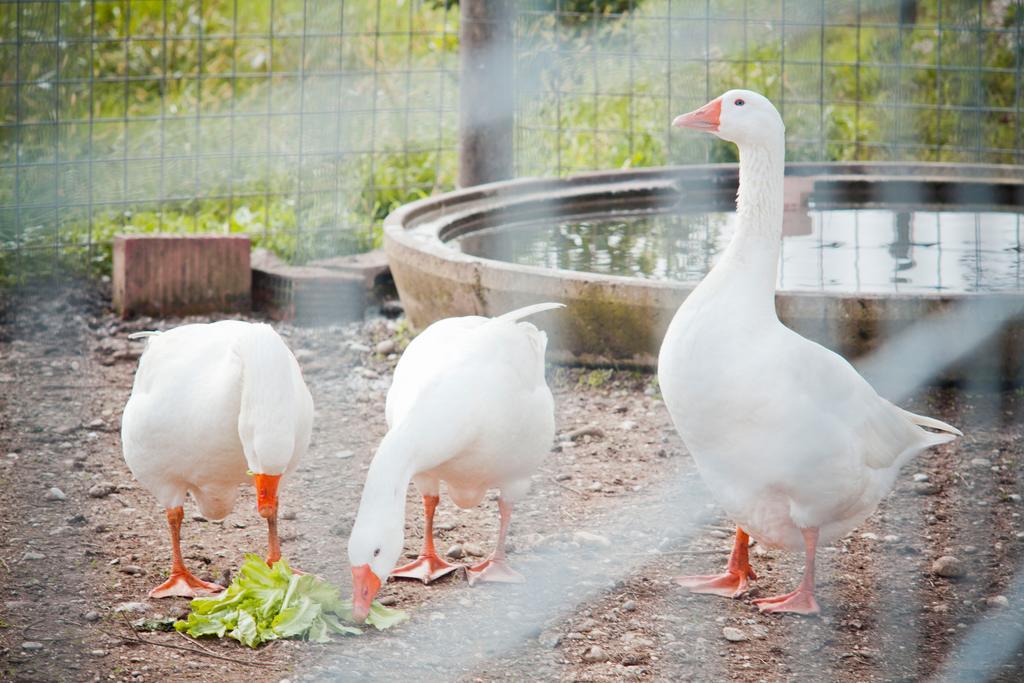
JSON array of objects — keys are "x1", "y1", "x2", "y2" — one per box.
[{"x1": 454, "y1": 207, "x2": 1024, "y2": 294}]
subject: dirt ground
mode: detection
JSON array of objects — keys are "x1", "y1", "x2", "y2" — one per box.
[{"x1": 2, "y1": 283, "x2": 1024, "y2": 682}]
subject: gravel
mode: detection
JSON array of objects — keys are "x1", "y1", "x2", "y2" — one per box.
[
  {"x1": 986, "y1": 595, "x2": 1009, "y2": 608},
  {"x1": 932, "y1": 556, "x2": 965, "y2": 578},
  {"x1": 722, "y1": 627, "x2": 748, "y2": 642},
  {"x1": 88, "y1": 483, "x2": 117, "y2": 498},
  {"x1": 574, "y1": 531, "x2": 612, "y2": 547}
]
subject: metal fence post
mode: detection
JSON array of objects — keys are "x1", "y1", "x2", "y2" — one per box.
[{"x1": 458, "y1": 0, "x2": 515, "y2": 187}]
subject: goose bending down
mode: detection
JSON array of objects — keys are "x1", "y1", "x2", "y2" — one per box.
[
  {"x1": 658, "y1": 90, "x2": 961, "y2": 615},
  {"x1": 347, "y1": 303, "x2": 562, "y2": 622},
  {"x1": 121, "y1": 321, "x2": 313, "y2": 598}
]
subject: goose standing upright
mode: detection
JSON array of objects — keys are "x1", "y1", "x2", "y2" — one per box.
[
  {"x1": 658, "y1": 90, "x2": 961, "y2": 615},
  {"x1": 122, "y1": 321, "x2": 314, "y2": 598},
  {"x1": 347, "y1": 303, "x2": 562, "y2": 622}
]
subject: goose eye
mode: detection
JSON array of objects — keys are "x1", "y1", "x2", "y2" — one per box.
[{"x1": 734, "y1": 98, "x2": 745, "y2": 106}]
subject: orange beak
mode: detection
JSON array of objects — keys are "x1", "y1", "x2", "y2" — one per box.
[
  {"x1": 253, "y1": 473, "x2": 281, "y2": 519},
  {"x1": 351, "y1": 564, "x2": 382, "y2": 624},
  {"x1": 672, "y1": 97, "x2": 722, "y2": 131}
]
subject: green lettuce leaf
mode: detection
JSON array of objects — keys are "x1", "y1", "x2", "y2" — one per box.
[{"x1": 173, "y1": 554, "x2": 408, "y2": 648}]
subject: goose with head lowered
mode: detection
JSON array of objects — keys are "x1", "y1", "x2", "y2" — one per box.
[
  {"x1": 658, "y1": 90, "x2": 961, "y2": 615},
  {"x1": 347, "y1": 302, "x2": 563, "y2": 622},
  {"x1": 121, "y1": 321, "x2": 314, "y2": 598}
]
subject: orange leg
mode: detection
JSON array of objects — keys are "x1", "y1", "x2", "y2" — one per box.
[
  {"x1": 391, "y1": 495, "x2": 460, "y2": 584},
  {"x1": 466, "y1": 498, "x2": 525, "y2": 586},
  {"x1": 149, "y1": 507, "x2": 224, "y2": 599},
  {"x1": 753, "y1": 528, "x2": 821, "y2": 615},
  {"x1": 254, "y1": 473, "x2": 284, "y2": 567},
  {"x1": 674, "y1": 527, "x2": 757, "y2": 598},
  {"x1": 265, "y1": 506, "x2": 281, "y2": 566}
]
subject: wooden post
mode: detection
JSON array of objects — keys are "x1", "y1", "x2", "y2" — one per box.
[{"x1": 458, "y1": 0, "x2": 515, "y2": 187}]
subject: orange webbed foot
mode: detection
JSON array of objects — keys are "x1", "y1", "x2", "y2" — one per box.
[
  {"x1": 466, "y1": 557, "x2": 525, "y2": 586},
  {"x1": 149, "y1": 570, "x2": 224, "y2": 599},
  {"x1": 753, "y1": 589, "x2": 820, "y2": 615},
  {"x1": 674, "y1": 569, "x2": 753, "y2": 598},
  {"x1": 391, "y1": 553, "x2": 460, "y2": 584}
]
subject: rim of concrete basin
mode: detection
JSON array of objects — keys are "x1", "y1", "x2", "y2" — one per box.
[{"x1": 383, "y1": 162, "x2": 1024, "y2": 379}]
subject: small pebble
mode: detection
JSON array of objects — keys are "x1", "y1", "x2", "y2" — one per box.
[
  {"x1": 582, "y1": 645, "x2": 607, "y2": 663},
  {"x1": 375, "y1": 339, "x2": 396, "y2": 355},
  {"x1": 90, "y1": 649, "x2": 107, "y2": 657},
  {"x1": 84, "y1": 610, "x2": 101, "y2": 622},
  {"x1": 88, "y1": 483, "x2": 116, "y2": 498},
  {"x1": 445, "y1": 544, "x2": 465, "y2": 560},
  {"x1": 281, "y1": 510, "x2": 298, "y2": 521},
  {"x1": 436, "y1": 521, "x2": 457, "y2": 531},
  {"x1": 45, "y1": 487, "x2": 66, "y2": 501},
  {"x1": 349, "y1": 342, "x2": 371, "y2": 353},
  {"x1": 335, "y1": 450, "x2": 354, "y2": 459},
  {"x1": 622, "y1": 599, "x2": 637, "y2": 612},
  {"x1": 377, "y1": 595, "x2": 398, "y2": 606},
  {"x1": 912, "y1": 473, "x2": 929, "y2": 482},
  {"x1": 587, "y1": 481, "x2": 603, "y2": 492},
  {"x1": 120, "y1": 565, "x2": 145, "y2": 575},
  {"x1": 722, "y1": 626, "x2": 747, "y2": 642},
  {"x1": 932, "y1": 556, "x2": 965, "y2": 578},
  {"x1": 462, "y1": 543, "x2": 484, "y2": 557},
  {"x1": 114, "y1": 602, "x2": 149, "y2": 614},
  {"x1": 861, "y1": 532, "x2": 879, "y2": 541},
  {"x1": 913, "y1": 482, "x2": 939, "y2": 496},
  {"x1": 986, "y1": 595, "x2": 1009, "y2": 608},
  {"x1": 962, "y1": 545, "x2": 978, "y2": 555},
  {"x1": 21, "y1": 641, "x2": 43, "y2": 651},
  {"x1": 539, "y1": 631, "x2": 562, "y2": 648},
  {"x1": 970, "y1": 457, "x2": 992, "y2": 468},
  {"x1": 709, "y1": 530, "x2": 729, "y2": 539},
  {"x1": 22, "y1": 551, "x2": 45, "y2": 561},
  {"x1": 622, "y1": 653, "x2": 650, "y2": 666},
  {"x1": 883, "y1": 534, "x2": 900, "y2": 543},
  {"x1": 573, "y1": 531, "x2": 611, "y2": 548}
]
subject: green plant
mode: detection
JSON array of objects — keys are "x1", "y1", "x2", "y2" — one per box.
[{"x1": 581, "y1": 368, "x2": 613, "y2": 388}]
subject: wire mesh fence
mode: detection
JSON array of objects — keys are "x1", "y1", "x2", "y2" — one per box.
[{"x1": 1, "y1": 0, "x2": 1022, "y2": 285}]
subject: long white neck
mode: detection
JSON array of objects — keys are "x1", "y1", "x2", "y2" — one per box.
[
  {"x1": 712, "y1": 136, "x2": 786, "y2": 306},
  {"x1": 354, "y1": 428, "x2": 415, "y2": 530}
]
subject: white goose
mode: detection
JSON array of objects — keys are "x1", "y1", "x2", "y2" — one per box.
[
  {"x1": 659, "y1": 90, "x2": 961, "y2": 614},
  {"x1": 346, "y1": 303, "x2": 562, "y2": 621},
  {"x1": 121, "y1": 321, "x2": 314, "y2": 598}
]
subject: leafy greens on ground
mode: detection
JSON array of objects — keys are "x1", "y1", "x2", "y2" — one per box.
[{"x1": 174, "y1": 554, "x2": 407, "y2": 647}]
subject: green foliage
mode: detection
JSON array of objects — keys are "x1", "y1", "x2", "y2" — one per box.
[
  {"x1": 359, "y1": 150, "x2": 456, "y2": 223},
  {"x1": 174, "y1": 554, "x2": 407, "y2": 648},
  {"x1": 581, "y1": 368, "x2": 614, "y2": 388},
  {"x1": 3, "y1": 0, "x2": 1021, "y2": 287}
]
